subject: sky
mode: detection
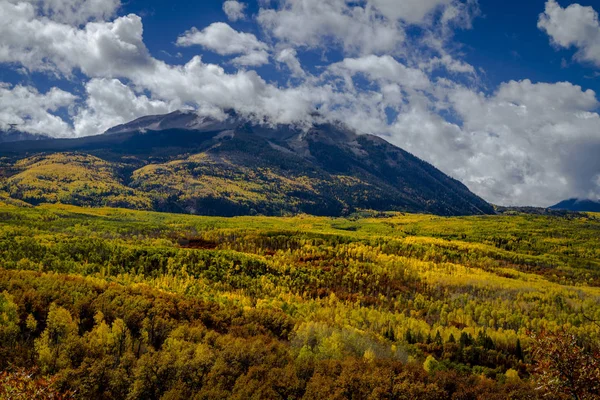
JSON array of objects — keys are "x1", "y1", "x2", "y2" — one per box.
[{"x1": 1, "y1": 0, "x2": 600, "y2": 207}]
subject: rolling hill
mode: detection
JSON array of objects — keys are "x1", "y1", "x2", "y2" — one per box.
[{"x1": 0, "y1": 111, "x2": 494, "y2": 216}]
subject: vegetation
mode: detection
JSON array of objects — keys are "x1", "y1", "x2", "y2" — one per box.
[
  {"x1": 0, "y1": 202, "x2": 598, "y2": 399},
  {"x1": 2, "y1": 154, "x2": 150, "y2": 209}
]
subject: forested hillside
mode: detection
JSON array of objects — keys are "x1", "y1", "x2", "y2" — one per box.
[{"x1": 0, "y1": 203, "x2": 599, "y2": 399}]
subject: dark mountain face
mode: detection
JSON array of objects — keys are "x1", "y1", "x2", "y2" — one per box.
[
  {"x1": 0, "y1": 130, "x2": 50, "y2": 144},
  {"x1": 0, "y1": 111, "x2": 494, "y2": 216},
  {"x1": 550, "y1": 199, "x2": 600, "y2": 212}
]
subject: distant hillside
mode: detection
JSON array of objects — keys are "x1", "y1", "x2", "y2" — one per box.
[
  {"x1": 0, "y1": 111, "x2": 494, "y2": 217},
  {"x1": 550, "y1": 198, "x2": 600, "y2": 212}
]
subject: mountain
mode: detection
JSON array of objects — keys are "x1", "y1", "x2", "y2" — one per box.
[
  {"x1": 0, "y1": 110, "x2": 494, "y2": 216},
  {"x1": 0, "y1": 129, "x2": 50, "y2": 143},
  {"x1": 103, "y1": 110, "x2": 234, "y2": 135},
  {"x1": 550, "y1": 198, "x2": 600, "y2": 212}
]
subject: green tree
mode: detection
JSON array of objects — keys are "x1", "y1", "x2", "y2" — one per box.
[
  {"x1": 0, "y1": 291, "x2": 19, "y2": 345},
  {"x1": 0, "y1": 291, "x2": 20, "y2": 368},
  {"x1": 35, "y1": 303, "x2": 79, "y2": 374}
]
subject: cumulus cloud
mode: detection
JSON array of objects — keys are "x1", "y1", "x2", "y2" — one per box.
[
  {"x1": 329, "y1": 55, "x2": 431, "y2": 90},
  {"x1": 0, "y1": 2, "x2": 316, "y2": 125},
  {"x1": 0, "y1": 83, "x2": 76, "y2": 137},
  {"x1": 32, "y1": 0, "x2": 121, "y2": 25},
  {"x1": 176, "y1": 22, "x2": 270, "y2": 66},
  {"x1": 424, "y1": 55, "x2": 476, "y2": 74},
  {"x1": 130, "y1": 56, "x2": 327, "y2": 126},
  {"x1": 257, "y1": 0, "x2": 478, "y2": 56},
  {"x1": 371, "y1": 0, "x2": 452, "y2": 25},
  {"x1": 275, "y1": 48, "x2": 306, "y2": 78},
  {"x1": 223, "y1": 0, "x2": 246, "y2": 22},
  {"x1": 257, "y1": 0, "x2": 404, "y2": 55},
  {"x1": 73, "y1": 78, "x2": 180, "y2": 136},
  {"x1": 0, "y1": 2, "x2": 150, "y2": 76},
  {"x1": 538, "y1": 0, "x2": 600, "y2": 67},
  {"x1": 388, "y1": 79, "x2": 600, "y2": 206}
]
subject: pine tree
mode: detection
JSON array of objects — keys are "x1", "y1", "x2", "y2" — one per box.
[
  {"x1": 404, "y1": 329, "x2": 414, "y2": 344},
  {"x1": 515, "y1": 338, "x2": 523, "y2": 361}
]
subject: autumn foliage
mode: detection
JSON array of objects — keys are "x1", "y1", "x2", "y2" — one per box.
[
  {"x1": 530, "y1": 329, "x2": 600, "y2": 400},
  {"x1": 0, "y1": 203, "x2": 598, "y2": 398}
]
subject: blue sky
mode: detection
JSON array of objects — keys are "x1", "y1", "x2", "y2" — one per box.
[
  {"x1": 4, "y1": 0, "x2": 598, "y2": 93},
  {"x1": 457, "y1": 0, "x2": 600, "y2": 89},
  {"x1": 116, "y1": 0, "x2": 600, "y2": 92},
  {"x1": 98, "y1": 0, "x2": 600, "y2": 91},
  {"x1": 1, "y1": 0, "x2": 600, "y2": 207}
]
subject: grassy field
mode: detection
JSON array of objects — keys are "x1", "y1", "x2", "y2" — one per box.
[{"x1": 0, "y1": 203, "x2": 599, "y2": 399}]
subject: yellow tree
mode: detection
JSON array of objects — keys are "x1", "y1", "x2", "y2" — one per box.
[{"x1": 35, "y1": 303, "x2": 79, "y2": 374}]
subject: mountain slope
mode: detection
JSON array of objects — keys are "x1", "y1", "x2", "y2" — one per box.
[
  {"x1": 0, "y1": 129, "x2": 50, "y2": 143},
  {"x1": 550, "y1": 198, "x2": 600, "y2": 212},
  {"x1": 0, "y1": 111, "x2": 494, "y2": 216},
  {"x1": 2, "y1": 153, "x2": 151, "y2": 209}
]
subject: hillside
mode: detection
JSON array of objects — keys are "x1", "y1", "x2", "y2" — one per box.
[
  {"x1": 0, "y1": 111, "x2": 493, "y2": 217},
  {"x1": 0, "y1": 203, "x2": 598, "y2": 399}
]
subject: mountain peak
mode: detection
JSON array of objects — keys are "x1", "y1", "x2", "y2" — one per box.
[
  {"x1": 103, "y1": 109, "x2": 232, "y2": 135},
  {"x1": 550, "y1": 198, "x2": 600, "y2": 212}
]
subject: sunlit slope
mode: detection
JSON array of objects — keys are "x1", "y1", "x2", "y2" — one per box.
[
  {"x1": 2, "y1": 153, "x2": 151, "y2": 209},
  {"x1": 0, "y1": 203, "x2": 598, "y2": 398}
]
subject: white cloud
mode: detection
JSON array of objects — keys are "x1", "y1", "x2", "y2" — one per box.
[
  {"x1": 396, "y1": 79, "x2": 600, "y2": 206},
  {"x1": 340, "y1": 77, "x2": 600, "y2": 207},
  {"x1": 370, "y1": 0, "x2": 451, "y2": 24},
  {"x1": 73, "y1": 78, "x2": 180, "y2": 136},
  {"x1": 257, "y1": 0, "x2": 404, "y2": 55},
  {"x1": 176, "y1": 22, "x2": 270, "y2": 66},
  {"x1": 257, "y1": 0, "x2": 478, "y2": 56},
  {"x1": 329, "y1": 55, "x2": 431, "y2": 90},
  {"x1": 33, "y1": 0, "x2": 121, "y2": 25},
  {"x1": 223, "y1": 0, "x2": 246, "y2": 22},
  {"x1": 0, "y1": 3, "x2": 314, "y2": 125},
  {"x1": 425, "y1": 55, "x2": 476, "y2": 74},
  {"x1": 0, "y1": 83, "x2": 76, "y2": 137},
  {"x1": 131, "y1": 56, "x2": 326, "y2": 126},
  {"x1": 275, "y1": 48, "x2": 306, "y2": 78},
  {"x1": 538, "y1": 0, "x2": 600, "y2": 67},
  {"x1": 0, "y1": 2, "x2": 150, "y2": 76}
]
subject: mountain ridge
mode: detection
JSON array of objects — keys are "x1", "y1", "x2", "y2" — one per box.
[
  {"x1": 0, "y1": 111, "x2": 494, "y2": 216},
  {"x1": 0, "y1": 129, "x2": 51, "y2": 144},
  {"x1": 550, "y1": 198, "x2": 600, "y2": 212}
]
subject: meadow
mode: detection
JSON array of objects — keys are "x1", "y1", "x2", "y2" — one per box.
[{"x1": 0, "y1": 202, "x2": 599, "y2": 399}]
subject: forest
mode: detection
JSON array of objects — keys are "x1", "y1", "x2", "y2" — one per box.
[{"x1": 0, "y1": 202, "x2": 599, "y2": 399}]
